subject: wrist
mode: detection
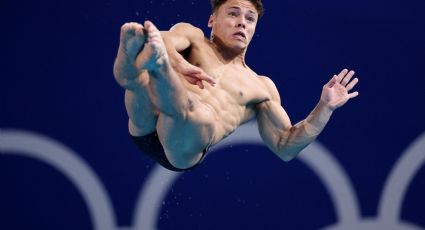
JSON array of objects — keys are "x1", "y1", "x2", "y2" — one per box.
[
  {"x1": 303, "y1": 100, "x2": 333, "y2": 137},
  {"x1": 318, "y1": 99, "x2": 335, "y2": 113},
  {"x1": 307, "y1": 100, "x2": 333, "y2": 126}
]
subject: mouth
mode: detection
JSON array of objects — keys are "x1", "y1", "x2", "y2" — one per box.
[{"x1": 232, "y1": 31, "x2": 246, "y2": 41}]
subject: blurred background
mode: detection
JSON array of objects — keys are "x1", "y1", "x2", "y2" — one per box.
[{"x1": 1, "y1": 0, "x2": 424, "y2": 229}]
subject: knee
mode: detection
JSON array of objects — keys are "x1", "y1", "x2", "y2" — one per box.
[{"x1": 167, "y1": 151, "x2": 202, "y2": 170}]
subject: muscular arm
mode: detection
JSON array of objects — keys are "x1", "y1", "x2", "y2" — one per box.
[
  {"x1": 161, "y1": 23, "x2": 203, "y2": 51},
  {"x1": 256, "y1": 77, "x2": 333, "y2": 162},
  {"x1": 161, "y1": 23, "x2": 196, "y2": 62},
  {"x1": 256, "y1": 70, "x2": 358, "y2": 161},
  {"x1": 161, "y1": 23, "x2": 215, "y2": 88}
]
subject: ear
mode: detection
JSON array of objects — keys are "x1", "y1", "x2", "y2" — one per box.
[{"x1": 208, "y1": 14, "x2": 214, "y2": 28}]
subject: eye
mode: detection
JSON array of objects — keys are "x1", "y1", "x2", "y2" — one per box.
[
  {"x1": 247, "y1": 16, "x2": 256, "y2": 22},
  {"x1": 228, "y1": 11, "x2": 238, "y2": 17}
]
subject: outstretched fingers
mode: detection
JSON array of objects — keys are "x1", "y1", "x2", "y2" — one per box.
[
  {"x1": 326, "y1": 75, "x2": 338, "y2": 88},
  {"x1": 341, "y1": 70, "x2": 355, "y2": 86},
  {"x1": 336, "y1": 69, "x2": 349, "y2": 83},
  {"x1": 331, "y1": 68, "x2": 359, "y2": 88},
  {"x1": 342, "y1": 69, "x2": 360, "y2": 99},
  {"x1": 346, "y1": 77, "x2": 359, "y2": 91},
  {"x1": 349, "y1": 91, "x2": 359, "y2": 99}
]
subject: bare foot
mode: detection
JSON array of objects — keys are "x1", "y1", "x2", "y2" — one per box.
[
  {"x1": 135, "y1": 21, "x2": 169, "y2": 72},
  {"x1": 118, "y1": 22, "x2": 146, "y2": 61},
  {"x1": 114, "y1": 22, "x2": 148, "y2": 89}
]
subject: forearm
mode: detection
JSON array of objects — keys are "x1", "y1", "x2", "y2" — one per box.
[
  {"x1": 278, "y1": 100, "x2": 333, "y2": 160},
  {"x1": 161, "y1": 34, "x2": 191, "y2": 71}
]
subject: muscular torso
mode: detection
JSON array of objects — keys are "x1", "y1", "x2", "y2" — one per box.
[{"x1": 179, "y1": 37, "x2": 271, "y2": 145}]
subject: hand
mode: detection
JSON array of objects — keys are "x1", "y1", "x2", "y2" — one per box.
[
  {"x1": 320, "y1": 69, "x2": 359, "y2": 111},
  {"x1": 172, "y1": 58, "x2": 216, "y2": 89}
]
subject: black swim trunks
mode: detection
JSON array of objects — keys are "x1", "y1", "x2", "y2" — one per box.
[{"x1": 130, "y1": 132, "x2": 207, "y2": 172}]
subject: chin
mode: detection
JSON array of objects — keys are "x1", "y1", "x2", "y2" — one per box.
[{"x1": 230, "y1": 42, "x2": 248, "y2": 51}]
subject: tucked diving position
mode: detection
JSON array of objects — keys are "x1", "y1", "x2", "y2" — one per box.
[{"x1": 113, "y1": 0, "x2": 359, "y2": 171}]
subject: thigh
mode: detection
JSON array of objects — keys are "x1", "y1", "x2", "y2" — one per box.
[{"x1": 155, "y1": 100, "x2": 216, "y2": 169}]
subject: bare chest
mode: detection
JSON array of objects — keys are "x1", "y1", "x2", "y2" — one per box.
[
  {"x1": 181, "y1": 41, "x2": 273, "y2": 141},
  {"x1": 213, "y1": 66, "x2": 269, "y2": 106},
  {"x1": 187, "y1": 42, "x2": 270, "y2": 106}
]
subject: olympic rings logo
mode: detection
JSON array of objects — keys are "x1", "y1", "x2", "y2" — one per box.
[{"x1": 1, "y1": 123, "x2": 424, "y2": 230}]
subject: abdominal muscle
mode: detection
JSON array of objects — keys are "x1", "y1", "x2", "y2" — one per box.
[
  {"x1": 177, "y1": 40, "x2": 270, "y2": 147},
  {"x1": 181, "y1": 66, "x2": 268, "y2": 147}
]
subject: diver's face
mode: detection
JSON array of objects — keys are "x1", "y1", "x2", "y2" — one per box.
[{"x1": 208, "y1": 0, "x2": 259, "y2": 51}]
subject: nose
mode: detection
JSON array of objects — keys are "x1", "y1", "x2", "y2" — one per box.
[{"x1": 236, "y1": 16, "x2": 246, "y2": 29}]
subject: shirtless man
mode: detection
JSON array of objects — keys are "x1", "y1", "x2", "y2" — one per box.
[{"x1": 113, "y1": 0, "x2": 359, "y2": 171}]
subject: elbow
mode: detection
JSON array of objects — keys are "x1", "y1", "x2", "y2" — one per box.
[
  {"x1": 276, "y1": 138, "x2": 304, "y2": 162},
  {"x1": 278, "y1": 143, "x2": 310, "y2": 162},
  {"x1": 275, "y1": 126, "x2": 311, "y2": 162},
  {"x1": 282, "y1": 155, "x2": 295, "y2": 162},
  {"x1": 276, "y1": 129, "x2": 297, "y2": 162},
  {"x1": 278, "y1": 148, "x2": 298, "y2": 162}
]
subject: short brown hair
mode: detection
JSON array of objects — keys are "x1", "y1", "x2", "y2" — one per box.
[{"x1": 210, "y1": 0, "x2": 264, "y2": 18}]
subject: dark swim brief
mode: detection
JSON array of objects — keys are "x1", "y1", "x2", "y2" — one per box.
[{"x1": 130, "y1": 132, "x2": 207, "y2": 172}]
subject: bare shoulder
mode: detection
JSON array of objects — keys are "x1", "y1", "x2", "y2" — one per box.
[
  {"x1": 257, "y1": 75, "x2": 281, "y2": 102},
  {"x1": 169, "y1": 22, "x2": 205, "y2": 41}
]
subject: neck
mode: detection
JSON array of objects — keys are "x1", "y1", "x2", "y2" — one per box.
[{"x1": 210, "y1": 37, "x2": 247, "y2": 67}]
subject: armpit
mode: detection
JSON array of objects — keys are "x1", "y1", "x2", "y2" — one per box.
[{"x1": 254, "y1": 98, "x2": 272, "y2": 110}]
